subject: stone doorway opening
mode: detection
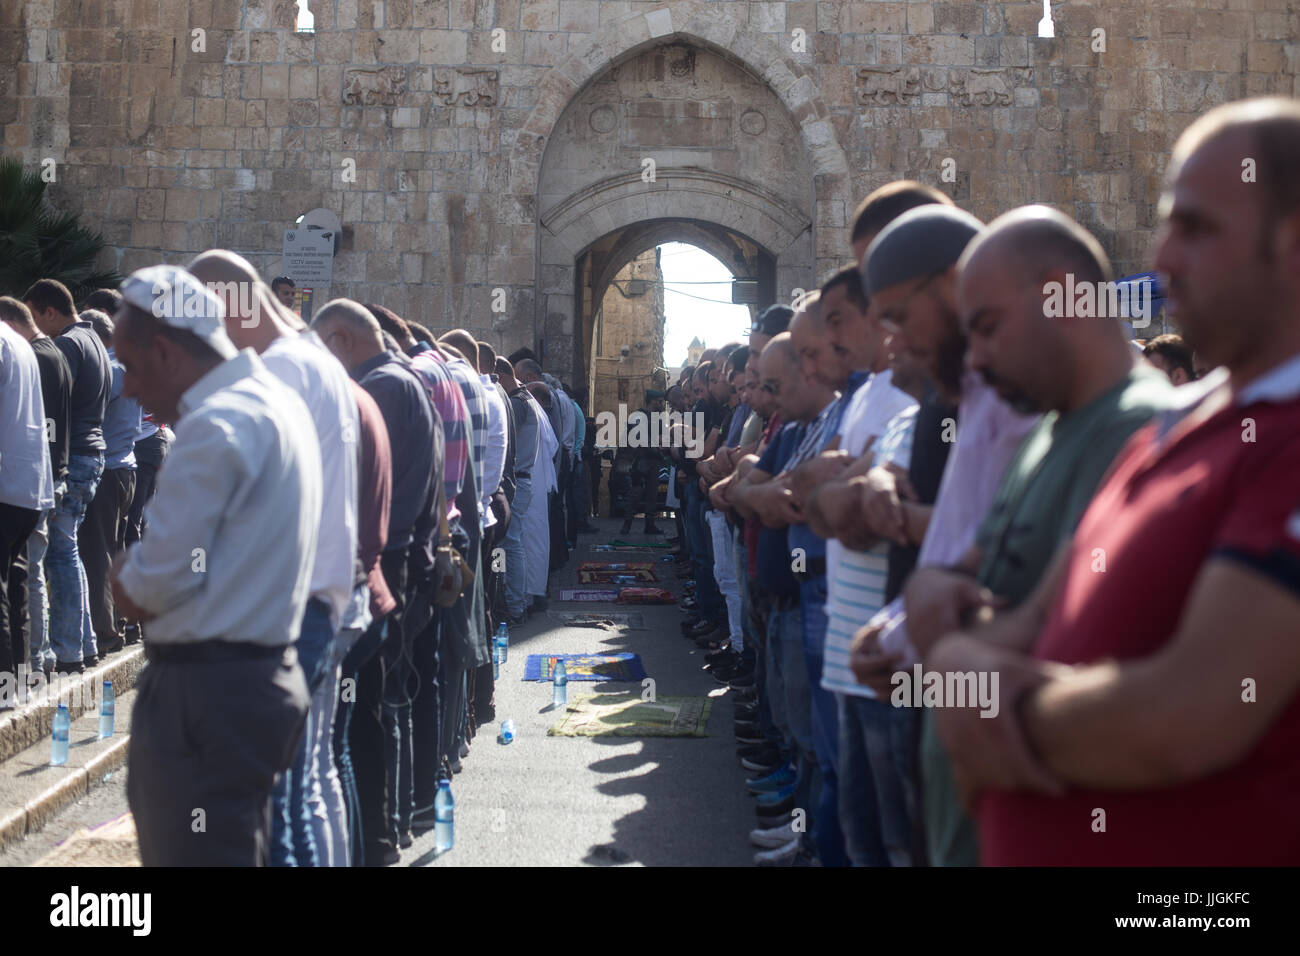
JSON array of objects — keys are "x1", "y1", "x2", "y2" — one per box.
[{"x1": 531, "y1": 38, "x2": 824, "y2": 392}]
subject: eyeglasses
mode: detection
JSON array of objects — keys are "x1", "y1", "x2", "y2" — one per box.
[
  {"x1": 761, "y1": 381, "x2": 781, "y2": 396},
  {"x1": 878, "y1": 272, "x2": 940, "y2": 333}
]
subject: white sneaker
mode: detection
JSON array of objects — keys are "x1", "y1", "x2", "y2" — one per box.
[
  {"x1": 753, "y1": 836, "x2": 802, "y2": 866},
  {"x1": 749, "y1": 821, "x2": 797, "y2": 848}
]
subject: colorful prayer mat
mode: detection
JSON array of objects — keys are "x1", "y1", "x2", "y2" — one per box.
[
  {"x1": 578, "y1": 568, "x2": 658, "y2": 584},
  {"x1": 548, "y1": 693, "x2": 712, "y2": 737},
  {"x1": 558, "y1": 589, "x2": 620, "y2": 601},
  {"x1": 523, "y1": 653, "x2": 648, "y2": 682},
  {"x1": 548, "y1": 612, "x2": 646, "y2": 629}
]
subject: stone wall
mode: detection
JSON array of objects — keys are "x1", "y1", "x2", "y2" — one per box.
[{"x1": 3, "y1": 0, "x2": 1297, "y2": 379}]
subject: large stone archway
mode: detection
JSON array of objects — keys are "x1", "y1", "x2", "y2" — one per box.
[{"x1": 514, "y1": 1, "x2": 852, "y2": 381}]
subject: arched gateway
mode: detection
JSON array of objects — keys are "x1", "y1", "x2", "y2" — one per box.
[{"x1": 509, "y1": 1, "x2": 852, "y2": 383}]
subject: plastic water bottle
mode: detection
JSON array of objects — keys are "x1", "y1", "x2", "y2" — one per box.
[
  {"x1": 552, "y1": 658, "x2": 568, "y2": 708},
  {"x1": 50, "y1": 702, "x2": 70, "y2": 766},
  {"x1": 434, "y1": 780, "x2": 454, "y2": 853},
  {"x1": 495, "y1": 623, "x2": 509, "y2": 664},
  {"x1": 499, "y1": 718, "x2": 515, "y2": 744},
  {"x1": 99, "y1": 680, "x2": 115, "y2": 739},
  {"x1": 492, "y1": 637, "x2": 500, "y2": 679}
]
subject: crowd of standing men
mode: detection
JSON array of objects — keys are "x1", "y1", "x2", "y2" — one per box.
[
  {"x1": 668, "y1": 96, "x2": 1300, "y2": 866},
  {"x1": 0, "y1": 251, "x2": 593, "y2": 865},
  {"x1": 2, "y1": 95, "x2": 1299, "y2": 868}
]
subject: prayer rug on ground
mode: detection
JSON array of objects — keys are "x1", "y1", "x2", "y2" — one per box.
[
  {"x1": 558, "y1": 588, "x2": 620, "y2": 601},
  {"x1": 523, "y1": 653, "x2": 648, "y2": 682},
  {"x1": 547, "y1": 693, "x2": 712, "y2": 737}
]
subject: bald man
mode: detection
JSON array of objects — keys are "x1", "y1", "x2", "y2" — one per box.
[
  {"x1": 728, "y1": 330, "x2": 836, "y2": 865},
  {"x1": 818, "y1": 204, "x2": 1039, "y2": 868},
  {"x1": 314, "y1": 299, "x2": 440, "y2": 866},
  {"x1": 933, "y1": 97, "x2": 1300, "y2": 867},
  {"x1": 190, "y1": 250, "x2": 360, "y2": 867},
  {"x1": 883, "y1": 207, "x2": 1175, "y2": 867},
  {"x1": 188, "y1": 251, "x2": 361, "y2": 868}
]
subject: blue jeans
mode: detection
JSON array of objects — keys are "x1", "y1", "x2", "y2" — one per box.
[
  {"x1": 770, "y1": 605, "x2": 814, "y2": 843},
  {"x1": 733, "y1": 538, "x2": 752, "y2": 658},
  {"x1": 864, "y1": 699, "x2": 925, "y2": 866},
  {"x1": 325, "y1": 586, "x2": 369, "y2": 866},
  {"x1": 46, "y1": 455, "x2": 102, "y2": 663},
  {"x1": 763, "y1": 600, "x2": 790, "y2": 749},
  {"x1": 271, "y1": 597, "x2": 334, "y2": 866},
  {"x1": 800, "y1": 577, "x2": 848, "y2": 867},
  {"x1": 338, "y1": 619, "x2": 386, "y2": 867},
  {"x1": 684, "y1": 484, "x2": 722, "y2": 620},
  {"x1": 837, "y1": 694, "x2": 891, "y2": 866},
  {"x1": 27, "y1": 511, "x2": 53, "y2": 672}
]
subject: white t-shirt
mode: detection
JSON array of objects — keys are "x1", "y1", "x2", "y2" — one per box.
[
  {"x1": 824, "y1": 368, "x2": 918, "y2": 611},
  {"x1": 262, "y1": 331, "x2": 359, "y2": 628},
  {"x1": 822, "y1": 389, "x2": 918, "y2": 697}
]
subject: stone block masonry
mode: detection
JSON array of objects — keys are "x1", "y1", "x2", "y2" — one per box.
[{"x1": 1, "y1": 0, "x2": 1296, "y2": 380}]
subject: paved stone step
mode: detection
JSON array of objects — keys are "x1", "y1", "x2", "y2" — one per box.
[{"x1": 0, "y1": 685, "x2": 135, "y2": 854}]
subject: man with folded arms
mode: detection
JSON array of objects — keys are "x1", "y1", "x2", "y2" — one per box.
[
  {"x1": 931, "y1": 97, "x2": 1300, "y2": 866},
  {"x1": 111, "y1": 266, "x2": 320, "y2": 866},
  {"x1": 189, "y1": 250, "x2": 359, "y2": 867}
]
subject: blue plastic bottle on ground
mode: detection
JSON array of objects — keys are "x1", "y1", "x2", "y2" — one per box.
[
  {"x1": 435, "y1": 780, "x2": 454, "y2": 852},
  {"x1": 495, "y1": 623, "x2": 509, "y2": 664},
  {"x1": 51, "y1": 702, "x2": 70, "y2": 766},
  {"x1": 499, "y1": 718, "x2": 515, "y2": 744},
  {"x1": 553, "y1": 658, "x2": 568, "y2": 708},
  {"x1": 99, "y1": 680, "x2": 115, "y2": 739}
]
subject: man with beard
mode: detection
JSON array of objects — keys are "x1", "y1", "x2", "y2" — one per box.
[
  {"x1": 858, "y1": 206, "x2": 1175, "y2": 866},
  {"x1": 930, "y1": 97, "x2": 1300, "y2": 866},
  {"x1": 828, "y1": 205, "x2": 1040, "y2": 865}
]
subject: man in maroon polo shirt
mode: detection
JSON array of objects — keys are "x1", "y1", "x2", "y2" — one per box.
[{"x1": 927, "y1": 96, "x2": 1300, "y2": 865}]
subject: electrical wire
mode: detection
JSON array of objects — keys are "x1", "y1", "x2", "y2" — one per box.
[{"x1": 663, "y1": 286, "x2": 749, "y2": 305}]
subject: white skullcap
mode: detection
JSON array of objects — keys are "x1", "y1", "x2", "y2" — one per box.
[{"x1": 120, "y1": 264, "x2": 238, "y2": 360}]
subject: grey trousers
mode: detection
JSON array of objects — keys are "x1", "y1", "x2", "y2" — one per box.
[{"x1": 127, "y1": 645, "x2": 309, "y2": 866}]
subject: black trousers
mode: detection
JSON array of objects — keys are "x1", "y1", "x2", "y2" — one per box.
[
  {"x1": 127, "y1": 644, "x2": 308, "y2": 866},
  {"x1": 410, "y1": 608, "x2": 442, "y2": 817},
  {"x1": 0, "y1": 502, "x2": 41, "y2": 684},
  {"x1": 79, "y1": 466, "x2": 136, "y2": 646},
  {"x1": 126, "y1": 431, "x2": 168, "y2": 546}
]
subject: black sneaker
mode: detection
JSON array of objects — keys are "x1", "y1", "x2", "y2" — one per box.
[
  {"x1": 687, "y1": 618, "x2": 723, "y2": 638},
  {"x1": 98, "y1": 634, "x2": 124, "y2": 656},
  {"x1": 755, "y1": 810, "x2": 793, "y2": 830},
  {"x1": 123, "y1": 623, "x2": 141, "y2": 646},
  {"x1": 703, "y1": 651, "x2": 740, "y2": 670},
  {"x1": 757, "y1": 794, "x2": 796, "y2": 817},
  {"x1": 399, "y1": 831, "x2": 413, "y2": 849},
  {"x1": 366, "y1": 840, "x2": 401, "y2": 867},
  {"x1": 54, "y1": 659, "x2": 84, "y2": 676},
  {"x1": 82, "y1": 655, "x2": 98, "y2": 669},
  {"x1": 737, "y1": 742, "x2": 781, "y2": 762}
]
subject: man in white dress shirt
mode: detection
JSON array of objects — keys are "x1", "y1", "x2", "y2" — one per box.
[
  {"x1": 110, "y1": 265, "x2": 321, "y2": 866},
  {"x1": 0, "y1": 310, "x2": 55, "y2": 702},
  {"x1": 189, "y1": 249, "x2": 358, "y2": 867}
]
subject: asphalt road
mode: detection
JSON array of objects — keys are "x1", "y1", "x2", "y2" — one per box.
[{"x1": 0, "y1": 520, "x2": 757, "y2": 867}]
